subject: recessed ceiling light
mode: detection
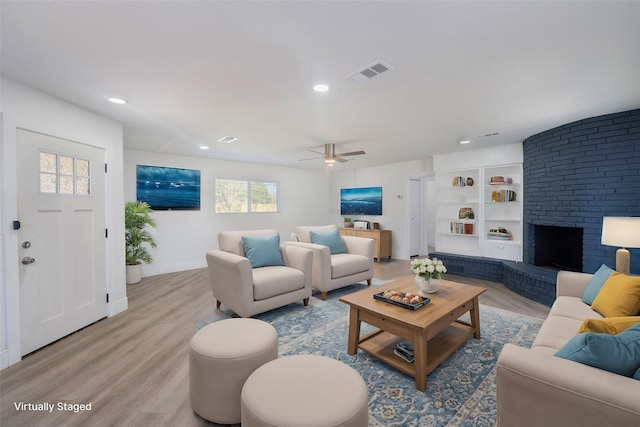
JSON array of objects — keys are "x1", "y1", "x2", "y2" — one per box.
[
  {"x1": 108, "y1": 97, "x2": 127, "y2": 104},
  {"x1": 324, "y1": 158, "x2": 336, "y2": 164},
  {"x1": 313, "y1": 83, "x2": 329, "y2": 93},
  {"x1": 199, "y1": 145, "x2": 210, "y2": 150},
  {"x1": 217, "y1": 136, "x2": 238, "y2": 144},
  {"x1": 459, "y1": 140, "x2": 471, "y2": 145}
]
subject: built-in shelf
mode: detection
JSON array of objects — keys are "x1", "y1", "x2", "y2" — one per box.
[{"x1": 435, "y1": 164, "x2": 523, "y2": 261}]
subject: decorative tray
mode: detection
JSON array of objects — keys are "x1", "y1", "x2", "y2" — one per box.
[{"x1": 373, "y1": 290, "x2": 431, "y2": 311}]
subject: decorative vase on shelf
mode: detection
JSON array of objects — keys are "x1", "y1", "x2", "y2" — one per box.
[{"x1": 414, "y1": 275, "x2": 440, "y2": 293}]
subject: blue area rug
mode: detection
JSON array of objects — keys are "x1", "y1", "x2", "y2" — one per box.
[{"x1": 199, "y1": 283, "x2": 543, "y2": 427}]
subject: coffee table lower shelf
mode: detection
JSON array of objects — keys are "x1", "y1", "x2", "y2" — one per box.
[{"x1": 357, "y1": 321, "x2": 474, "y2": 378}]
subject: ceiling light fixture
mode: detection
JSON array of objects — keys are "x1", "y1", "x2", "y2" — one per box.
[
  {"x1": 217, "y1": 136, "x2": 238, "y2": 144},
  {"x1": 108, "y1": 97, "x2": 127, "y2": 104},
  {"x1": 324, "y1": 158, "x2": 336, "y2": 164},
  {"x1": 459, "y1": 140, "x2": 471, "y2": 145},
  {"x1": 313, "y1": 83, "x2": 329, "y2": 93},
  {"x1": 199, "y1": 145, "x2": 210, "y2": 150}
]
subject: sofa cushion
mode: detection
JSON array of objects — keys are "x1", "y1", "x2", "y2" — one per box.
[
  {"x1": 331, "y1": 253, "x2": 371, "y2": 279},
  {"x1": 532, "y1": 314, "x2": 585, "y2": 352},
  {"x1": 554, "y1": 323, "x2": 640, "y2": 377},
  {"x1": 548, "y1": 296, "x2": 604, "y2": 321},
  {"x1": 582, "y1": 264, "x2": 615, "y2": 305},
  {"x1": 634, "y1": 366, "x2": 640, "y2": 380},
  {"x1": 578, "y1": 316, "x2": 640, "y2": 334},
  {"x1": 310, "y1": 229, "x2": 346, "y2": 254},
  {"x1": 252, "y1": 266, "x2": 305, "y2": 300},
  {"x1": 591, "y1": 273, "x2": 640, "y2": 317},
  {"x1": 242, "y1": 234, "x2": 285, "y2": 268}
]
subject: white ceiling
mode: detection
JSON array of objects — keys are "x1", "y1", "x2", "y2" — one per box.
[{"x1": 2, "y1": 1, "x2": 640, "y2": 170}]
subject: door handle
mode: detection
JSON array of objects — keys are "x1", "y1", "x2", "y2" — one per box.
[{"x1": 21, "y1": 256, "x2": 36, "y2": 265}]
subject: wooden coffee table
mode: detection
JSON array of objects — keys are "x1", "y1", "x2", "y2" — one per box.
[{"x1": 339, "y1": 276, "x2": 486, "y2": 391}]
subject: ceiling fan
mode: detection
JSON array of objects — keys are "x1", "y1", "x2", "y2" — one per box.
[{"x1": 299, "y1": 143, "x2": 366, "y2": 164}]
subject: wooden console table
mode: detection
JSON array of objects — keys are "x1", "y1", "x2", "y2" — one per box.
[{"x1": 339, "y1": 228, "x2": 392, "y2": 261}]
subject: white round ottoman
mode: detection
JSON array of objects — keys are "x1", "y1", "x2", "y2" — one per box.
[
  {"x1": 241, "y1": 355, "x2": 368, "y2": 427},
  {"x1": 189, "y1": 318, "x2": 278, "y2": 424}
]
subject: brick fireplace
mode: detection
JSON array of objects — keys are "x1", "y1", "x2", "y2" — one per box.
[
  {"x1": 433, "y1": 108, "x2": 640, "y2": 306},
  {"x1": 523, "y1": 108, "x2": 640, "y2": 275}
]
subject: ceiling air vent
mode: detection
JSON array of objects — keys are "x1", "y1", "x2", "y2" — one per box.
[
  {"x1": 348, "y1": 60, "x2": 394, "y2": 82},
  {"x1": 473, "y1": 131, "x2": 501, "y2": 139}
]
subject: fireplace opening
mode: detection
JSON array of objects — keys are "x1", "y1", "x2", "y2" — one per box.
[{"x1": 533, "y1": 225, "x2": 583, "y2": 272}]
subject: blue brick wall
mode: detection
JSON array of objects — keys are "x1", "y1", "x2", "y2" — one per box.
[
  {"x1": 430, "y1": 252, "x2": 556, "y2": 306},
  {"x1": 523, "y1": 109, "x2": 640, "y2": 275}
]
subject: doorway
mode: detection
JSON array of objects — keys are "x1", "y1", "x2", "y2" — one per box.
[{"x1": 17, "y1": 129, "x2": 107, "y2": 355}]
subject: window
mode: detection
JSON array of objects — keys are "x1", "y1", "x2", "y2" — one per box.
[
  {"x1": 39, "y1": 151, "x2": 91, "y2": 196},
  {"x1": 215, "y1": 178, "x2": 278, "y2": 213}
]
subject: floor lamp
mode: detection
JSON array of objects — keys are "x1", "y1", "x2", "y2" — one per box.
[{"x1": 601, "y1": 217, "x2": 640, "y2": 275}]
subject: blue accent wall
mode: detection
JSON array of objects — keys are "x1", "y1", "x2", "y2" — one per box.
[{"x1": 523, "y1": 109, "x2": 640, "y2": 275}]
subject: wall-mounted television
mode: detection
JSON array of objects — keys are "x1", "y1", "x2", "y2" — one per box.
[
  {"x1": 136, "y1": 165, "x2": 201, "y2": 210},
  {"x1": 340, "y1": 186, "x2": 382, "y2": 216}
]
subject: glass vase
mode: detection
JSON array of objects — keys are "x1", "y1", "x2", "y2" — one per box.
[{"x1": 414, "y1": 275, "x2": 440, "y2": 293}]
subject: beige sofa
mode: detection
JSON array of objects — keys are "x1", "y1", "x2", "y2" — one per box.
[
  {"x1": 285, "y1": 225, "x2": 374, "y2": 300},
  {"x1": 496, "y1": 270, "x2": 640, "y2": 427}
]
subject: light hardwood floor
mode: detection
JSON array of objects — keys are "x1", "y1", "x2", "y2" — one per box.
[{"x1": 0, "y1": 260, "x2": 550, "y2": 427}]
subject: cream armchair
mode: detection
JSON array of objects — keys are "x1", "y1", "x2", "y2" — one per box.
[
  {"x1": 206, "y1": 229, "x2": 313, "y2": 318},
  {"x1": 284, "y1": 225, "x2": 374, "y2": 300}
]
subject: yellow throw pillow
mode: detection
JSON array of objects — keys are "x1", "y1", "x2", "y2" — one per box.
[
  {"x1": 578, "y1": 316, "x2": 640, "y2": 334},
  {"x1": 591, "y1": 273, "x2": 640, "y2": 317}
]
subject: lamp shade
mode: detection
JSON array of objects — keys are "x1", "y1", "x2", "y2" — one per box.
[{"x1": 601, "y1": 217, "x2": 640, "y2": 248}]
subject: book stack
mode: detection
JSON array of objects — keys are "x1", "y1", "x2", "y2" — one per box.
[
  {"x1": 451, "y1": 176, "x2": 467, "y2": 187},
  {"x1": 491, "y1": 189, "x2": 516, "y2": 202},
  {"x1": 450, "y1": 222, "x2": 473, "y2": 234},
  {"x1": 394, "y1": 340, "x2": 414, "y2": 363},
  {"x1": 488, "y1": 227, "x2": 512, "y2": 240}
]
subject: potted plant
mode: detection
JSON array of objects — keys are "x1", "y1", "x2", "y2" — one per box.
[
  {"x1": 344, "y1": 217, "x2": 353, "y2": 228},
  {"x1": 125, "y1": 201, "x2": 157, "y2": 284}
]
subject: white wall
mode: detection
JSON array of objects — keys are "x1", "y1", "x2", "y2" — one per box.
[
  {"x1": 330, "y1": 159, "x2": 435, "y2": 260},
  {"x1": 0, "y1": 77, "x2": 126, "y2": 368},
  {"x1": 124, "y1": 150, "x2": 331, "y2": 277}
]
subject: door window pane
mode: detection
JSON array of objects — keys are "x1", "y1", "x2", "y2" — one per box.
[
  {"x1": 39, "y1": 151, "x2": 92, "y2": 196},
  {"x1": 40, "y1": 152, "x2": 57, "y2": 173},
  {"x1": 40, "y1": 173, "x2": 57, "y2": 193}
]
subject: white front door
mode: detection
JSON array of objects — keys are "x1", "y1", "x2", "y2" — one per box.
[{"x1": 17, "y1": 129, "x2": 107, "y2": 355}]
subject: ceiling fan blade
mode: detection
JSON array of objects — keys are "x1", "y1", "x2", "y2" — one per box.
[
  {"x1": 307, "y1": 149, "x2": 326, "y2": 156},
  {"x1": 298, "y1": 156, "x2": 324, "y2": 161},
  {"x1": 335, "y1": 157, "x2": 348, "y2": 163},
  {"x1": 335, "y1": 150, "x2": 366, "y2": 157}
]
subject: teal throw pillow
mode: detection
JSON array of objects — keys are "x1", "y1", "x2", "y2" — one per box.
[
  {"x1": 554, "y1": 323, "x2": 640, "y2": 377},
  {"x1": 582, "y1": 264, "x2": 615, "y2": 305},
  {"x1": 242, "y1": 234, "x2": 285, "y2": 268},
  {"x1": 310, "y1": 229, "x2": 346, "y2": 255}
]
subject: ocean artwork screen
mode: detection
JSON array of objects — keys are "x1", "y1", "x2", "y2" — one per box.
[
  {"x1": 136, "y1": 165, "x2": 201, "y2": 210},
  {"x1": 340, "y1": 186, "x2": 383, "y2": 216}
]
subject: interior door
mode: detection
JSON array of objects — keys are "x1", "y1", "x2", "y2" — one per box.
[
  {"x1": 17, "y1": 129, "x2": 107, "y2": 355},
  {"x1": 409, "y1": 179, "x2": 421, "y2": 257}
]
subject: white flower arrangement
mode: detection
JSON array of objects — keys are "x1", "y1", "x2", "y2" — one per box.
[{"x1": 411, "y1": 257, "x2": 447, "y2": 280}]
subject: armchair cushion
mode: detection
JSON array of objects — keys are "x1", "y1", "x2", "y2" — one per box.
[
  {"x1": 331, "y1": 253, "x2": 371, "y2": 278},
  {"x1": 242, "y1": 234, "x2": 285, "y2": 268},
  {"x1": 310, "y1": 229, "x2": 346, "y2": 254},
  {"x1": 555, "y1": 323, "x2": 640, "y2": 377},
  {"x1": 252, "y1": 266, "x2": 305, "y2": 301}
]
